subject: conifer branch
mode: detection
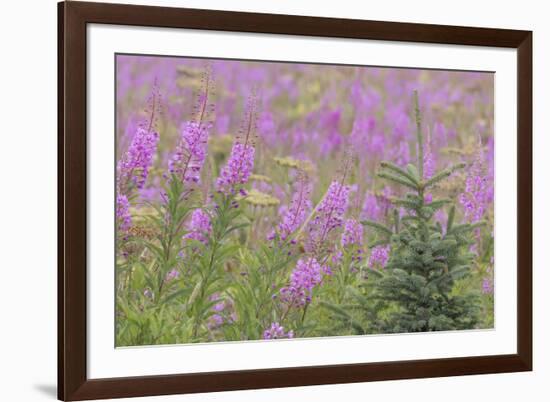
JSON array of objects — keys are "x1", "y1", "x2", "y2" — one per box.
[
  {"x1": 389, "y1": 197, "x2": 420, "y2": 210},
  {"x1": 377, "y1": 172, "x2": 418, "y2": 191},
  {"x1": 380, "y1": 161, "x2": 420, "y2": 186},
  {"x1": 424, "y1": 162, "x2": 466, "y2": 189},
  {"x1": 448, "y1": 220, "x2": 486, "y2": 235},
  {"x1": 424, "y1": 199, "x2": 452, "y2": 211}
]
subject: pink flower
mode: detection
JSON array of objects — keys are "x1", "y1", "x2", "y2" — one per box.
[
  {"x1": 165, "y1": 269, "x2": 180, "y2": 282},
  {"x1": 263, "y1": 322, "x2": 294, "y2": 340},
  {"x1": 216, "y1": 94, "x2": 258, "y2": 195},
  {"x1": 307, "y1": 180, "x2": 351, "y2": 251},
  {"x1": 459, "y1": 143, "x2": 489, "y2": 223},
  {"x1": 117, "y1": 127, "x2": 159, "y2": 191},
  {"x1": 216, "y1": 143, "x2": 255, "y2": 194},
  {"x1": 116, "y1": 194, "x2": 132, "y2": 232},
  {"x1": 368, "y1": 245, "x2": 390, "y2": 269},
  {"x1": 270, "y1": 174, "x2": 312, "y2": 241},
  {"x1": 169, "y1": 121, "x2": 211, "y2": 184},
  {"x1": 280, "y1": 258, "x2": 328, "y2": 307},
  {"x1": 341, "y1": 218, "x2": 363, "y2": 248},
  {"x1": 185, "y1": 209, "x2": 212, "y2": 245}
]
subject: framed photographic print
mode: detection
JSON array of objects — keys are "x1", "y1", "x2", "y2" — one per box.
[{"x1": 58, "y1": 1, "x2": 532, "y2": 400}]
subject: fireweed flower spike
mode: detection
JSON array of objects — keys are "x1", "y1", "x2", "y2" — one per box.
[
  {"x1": 279, "y1": 257, "x2": 328, "y2": 308},
  {"x1": 116, "y1": 83, "x2": 161, "y2": 237},
  {"x1": 117, "y1": 83, "x2": 161, "y2": 193},
  {"x1": 269, "y1": 171, "x2": 312, "y2": 241},
  {"x1": 307, "y1": 180, "x2": 351, "y2": 250},
  {"x1": 341, "y1": 218, "x2": 363, "y2": 248},
  {"x1": 117, "y1": 127, "x2": 160, "y2": 191},
  {"x1": 263, "y1": 322, "x2": 294, "y2": 340},
  {"x1": 307, "y1": 152, "x2": 353, "y2": 253},
  {"x1": 169, "y1": 69, "x2": 214, "y2": 185},
  {"x1": 368, "y1": 245, "x2": 390, "y2": 269},
  {"x1": 184, "y1": 208, "x2": 212, "y2": 245},
  {"x1": 116, "y1": 194, "x2": 132, "y2": 232},
  {"x1": 341, "y1": 218, "x2": 364, "y2": 263},
  {"x1": 169, "y1": 121, "x2": 211, "y2": 184},
  {"x1": 216, "y1": 93, "x2": 259, "y2": 195},
  {"x1": 458, "y1": 138, "x2": 489, "y2": 255},
  {"x1": 287, "y1": 175, "x2": 345, "y2": 288},
  {"x1": 459, "y1": 136, "x2": 489, "y2": 224}
]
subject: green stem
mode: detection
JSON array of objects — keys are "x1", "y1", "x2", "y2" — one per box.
[
  {"x1": 300, "y1": 302, "x2": 310, "y2": 325},
  {"x1": 190, "y1": 195, "x2": 235, "y2": 340}
]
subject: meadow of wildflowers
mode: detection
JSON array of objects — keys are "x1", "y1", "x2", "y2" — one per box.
[{"x1": 115, "y1": 54, "x2": 494, "y2": 346}]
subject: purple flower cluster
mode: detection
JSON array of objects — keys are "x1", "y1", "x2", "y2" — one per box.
[
  {"x1": 368, "y1": 245, "x2": 390, "y2": 269},
  {"x1": 216, "y1": 142, "x2": 255, "y2": 194},
  {"x1": 116, "y1": 194, "x2": 132, "y2": 232},
  {"x1": 168, "y1": 121, "x2": 211, "y2": 184},
  {"x1": 270, "y1": 176, "x2": 312, "y2": 241},
  {"x1": 341, "y1": 218, "x2": 364, "y2": 262},
  {"x1": 280, "y1": 258, "x2": 328, "y2": 307},
  {"x1": 208, "y1": 314, "x2": 224, "y2": 329},
  {"x1": 117, "y1": 127, "x2": 160, "y2": 191},
  {"x1": 263, "y1": 322, "x2": 294, "y2": 340},
  {"x1": 459, "y1": 145, "x2": 489, "y2": 223},
  {"x1": 308, "y1": 181, "x2": 351, "y2": 250},
  {"x1": 184, "y1": 209, "x2": 212, "y2": 245},
  {"x1": 341, "y1": 218, "x2": 363, "y2": 248},
  {"x1": 165, "y1": 268, "x2": 180, "y2": 282},
  {"x1": 481, "y1": 277, "x2": 493, "y2": 295},
  {"x1": 207, "y1": 294, "x2": 235, "y2": 330},
  {"x1": 216, "y1": 94, "x2": 258, "y2": 195}
]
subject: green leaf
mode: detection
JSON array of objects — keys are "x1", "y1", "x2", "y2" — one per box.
[{"x1": 161, "y1": 288, "x2": 191, "y2": 305}]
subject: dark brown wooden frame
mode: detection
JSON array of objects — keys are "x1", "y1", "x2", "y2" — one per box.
[{"x1": 58, "y1": 1, "x2": 532, "y2": 400}]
